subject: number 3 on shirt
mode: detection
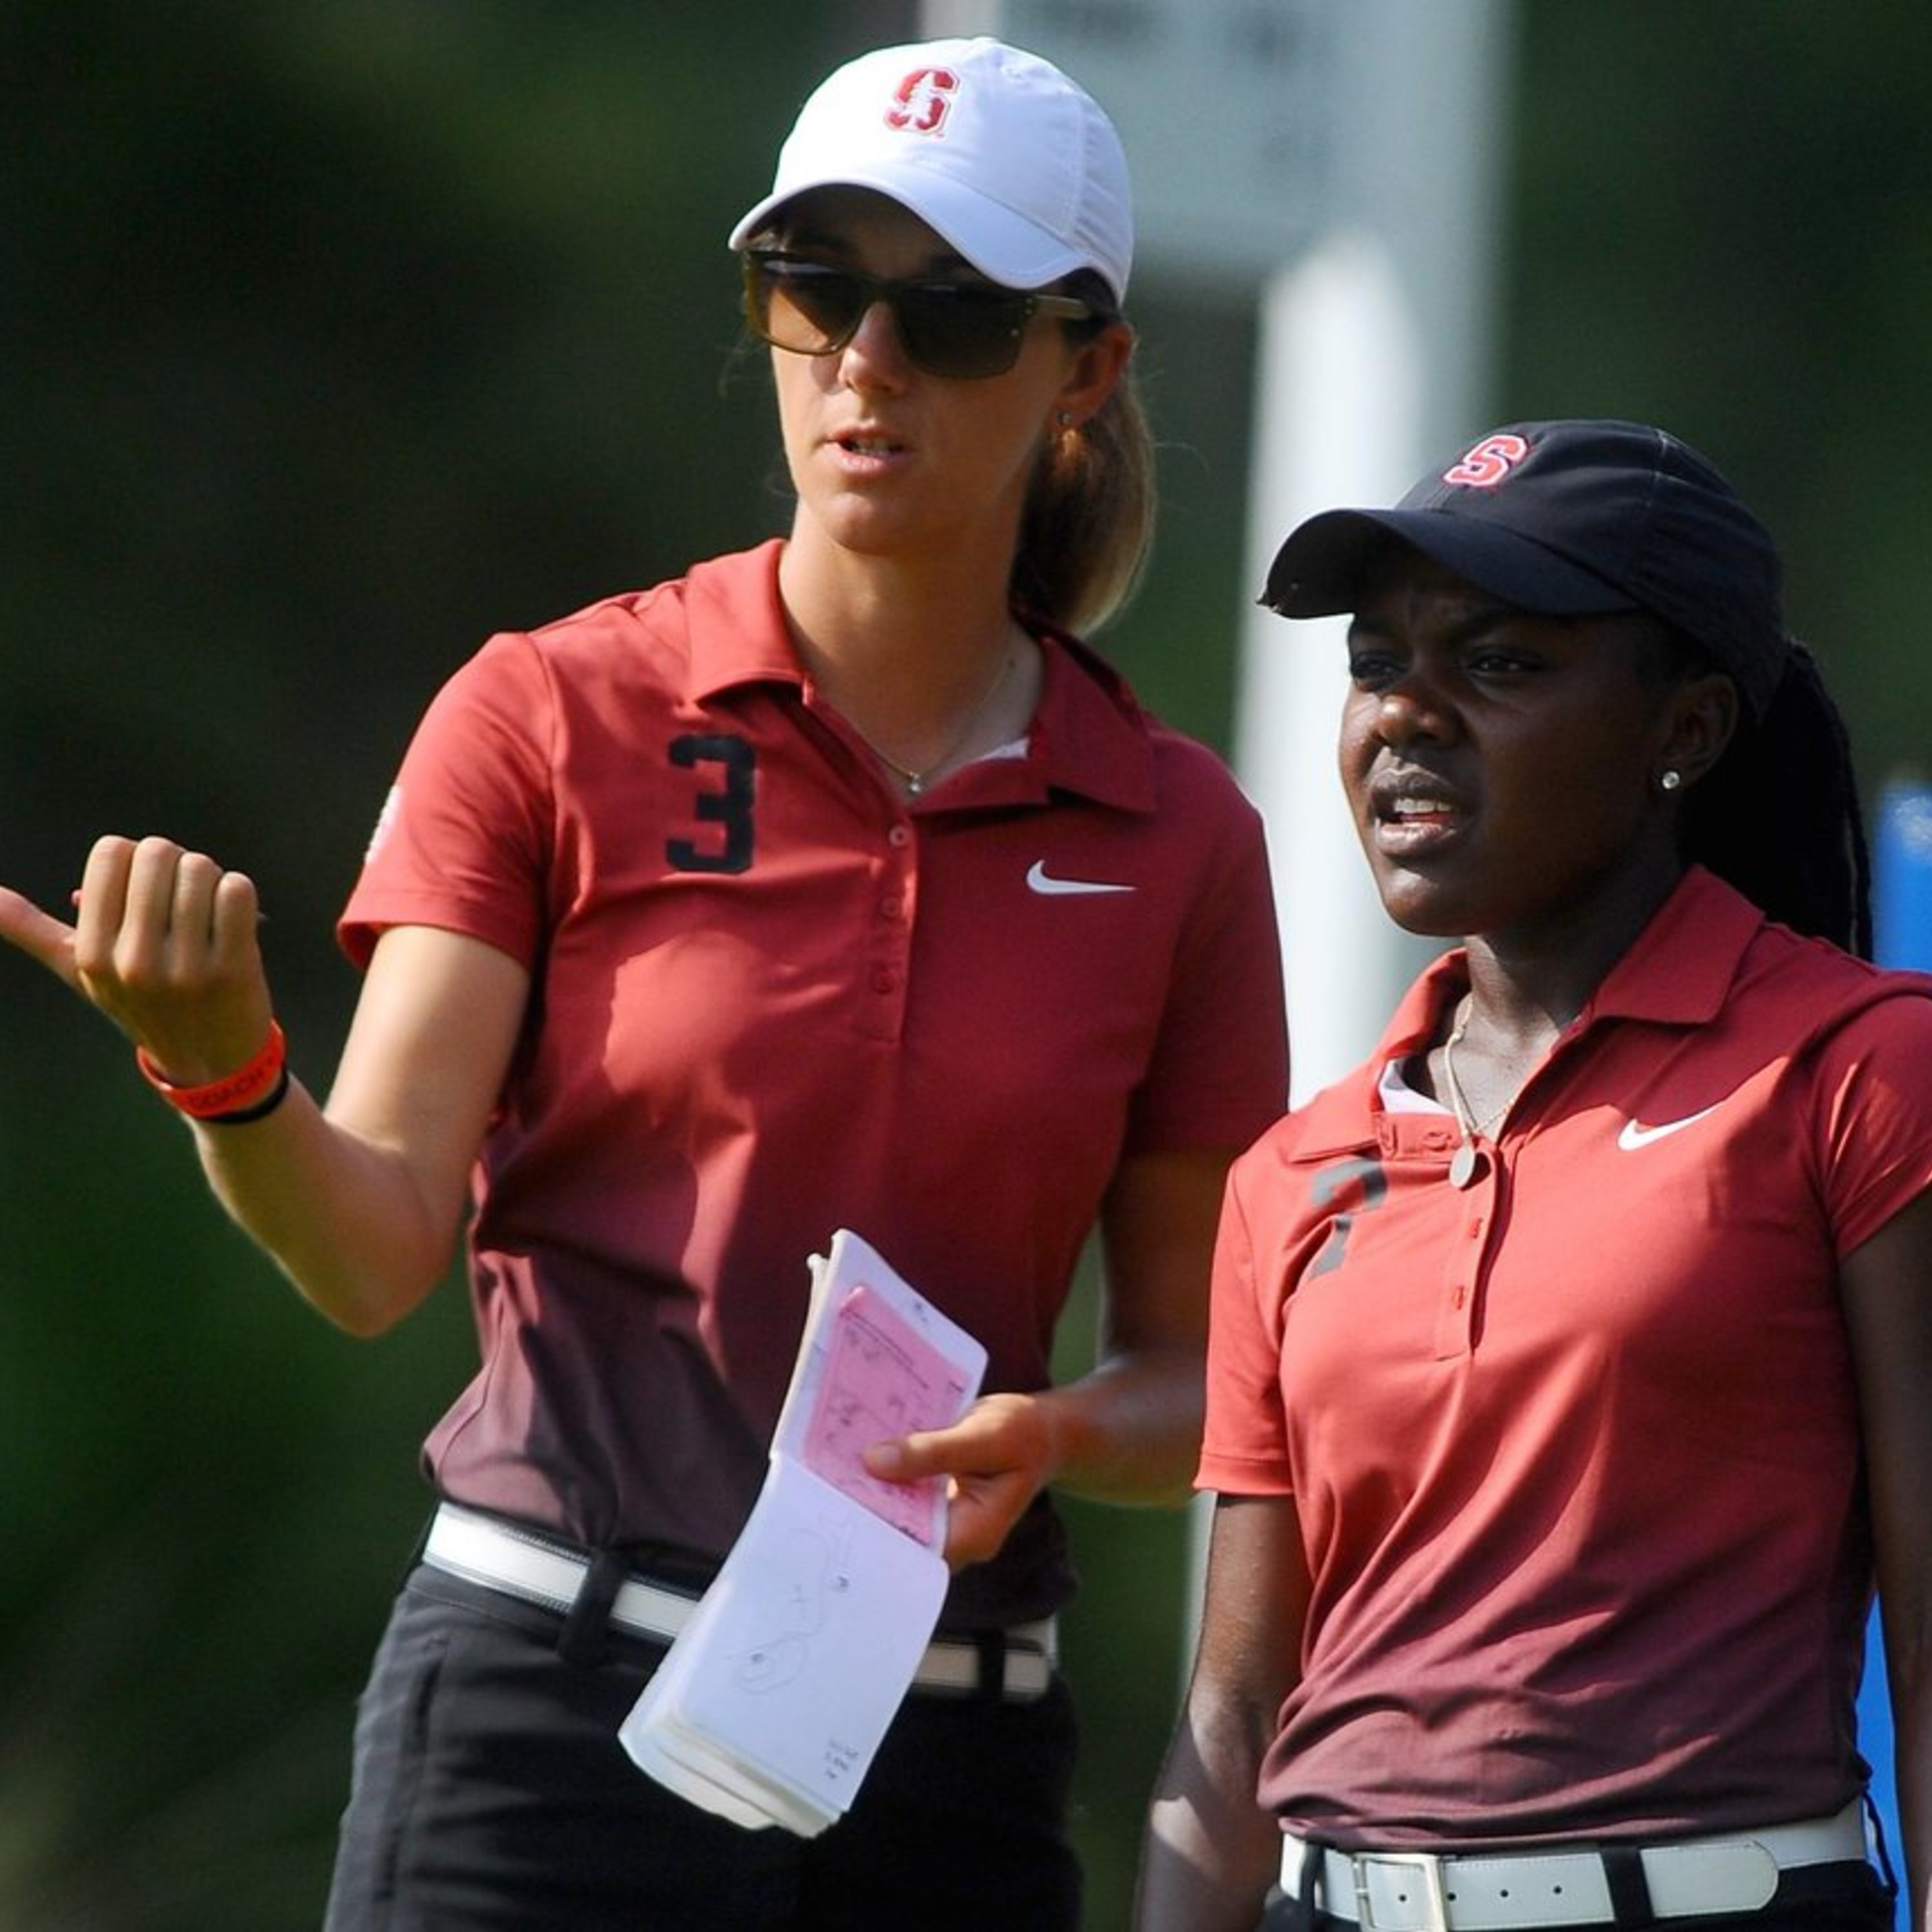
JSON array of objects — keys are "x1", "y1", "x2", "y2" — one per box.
[{"x1": 667, "y1": 734, "x2": 755, "y2": 875}]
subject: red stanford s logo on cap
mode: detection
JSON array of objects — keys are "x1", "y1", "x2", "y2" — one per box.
[
  {"x1": 887, "y1": 66, "x2": 959, "y2": 136},
  {"x1": 1443, "y1": 432, "x2": 1531, "y2": 489}
]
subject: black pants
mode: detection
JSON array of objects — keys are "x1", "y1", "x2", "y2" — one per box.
[{"x1": 323, "y1": 1565, "x2": 1082, "y2": 1931}]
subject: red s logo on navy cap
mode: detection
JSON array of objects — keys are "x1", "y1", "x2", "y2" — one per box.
[{"x1": 1443, "y1": 433, "x2": 1530, "y2": 489}]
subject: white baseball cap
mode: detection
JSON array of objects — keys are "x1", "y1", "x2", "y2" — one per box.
[{"x1": 727, "y1": 37, "x2": 1133, "y2": 305}]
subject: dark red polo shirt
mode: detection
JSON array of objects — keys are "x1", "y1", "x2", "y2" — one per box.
[
  {"x1": 1203, "y1": 868, "x2": 1932, "y2": 1841},
  {"x1": 343, "y1": 541, "x2": 1288, "y2": 1625}
]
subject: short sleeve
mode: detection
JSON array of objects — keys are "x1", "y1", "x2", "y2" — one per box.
[
  {"x1": 1811, "y1": 989, "x2": 1932, "y2": 1256},
  {"x1": 1198, "y1": 1147, "x2": 1297, "y2": 1497},
  {"x1": 1125, "y1": 775, "x2": 1289, "y2": 1156},
  {"x1": 338, "y1": 633, "x2": 556, "y2": 971}
]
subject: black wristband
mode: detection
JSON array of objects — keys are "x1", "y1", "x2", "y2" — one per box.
[{"x1": 202, "y1": 1065, "x2": 292, "y2": 1126}]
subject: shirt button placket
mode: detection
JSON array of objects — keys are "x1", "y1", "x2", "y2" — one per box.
[
  {"x1": 1436, "y1": 1151, "x2": 1499, "y2": 1356},
  {"x1": 862, "y1": 819, "x2": 916, "y2": 1041}
]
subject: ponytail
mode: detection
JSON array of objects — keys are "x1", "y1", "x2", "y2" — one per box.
[
  {"x1": 1680, "y1": 640, "x2": 1873, "y2": 957},
  {"x1": 1009, "y1": 272, "x2": 1155, "y2": 638}
]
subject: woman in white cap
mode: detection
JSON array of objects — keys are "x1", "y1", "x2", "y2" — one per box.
[
  {"x1": 1139, "y1": 420, "x2": 1930, "y2": 1931},
  {"x1": 0, "y1": 35, "x2": 1287, "y2": 1930}
]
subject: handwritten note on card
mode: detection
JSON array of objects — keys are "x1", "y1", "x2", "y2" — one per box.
[
  {"x1": 797, "y1": 1282, "x2": 980, "y2": 1548},
  {"x1": 621, "y1": 1231, "x2": 987, "y2": 1835}
]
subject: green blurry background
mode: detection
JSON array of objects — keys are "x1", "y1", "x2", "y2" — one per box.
[{"x1": 5, "y1": 4, "x2": 1930, "y2": 1926}]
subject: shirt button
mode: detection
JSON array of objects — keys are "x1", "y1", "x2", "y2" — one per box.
[
  {"x1": 887, "y1": 824, "x2": 912, "y2": 848},
  {"x1": 870, "y1": 969, "x2": 896, "y2": 995},
  {"x1": 880, "y1": 896, "x2": 903, "y2": 920}
]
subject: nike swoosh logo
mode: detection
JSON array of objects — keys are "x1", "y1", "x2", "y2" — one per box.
[
  {"x1": 1025, "y1": 860, "x2": 1134, "y2": 897},
  {"x1": 1617, "y1": 1104, "x2": 1721, "y2": 1151}
]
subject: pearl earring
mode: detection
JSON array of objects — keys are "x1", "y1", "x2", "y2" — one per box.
[{"x1": 1660, "y1": 769, "x2": 1683, "y2": 792}]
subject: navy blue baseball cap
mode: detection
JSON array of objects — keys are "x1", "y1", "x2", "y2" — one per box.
[{"x1": 1262, "y1": 419, "x2": 1790, "y2": 718}]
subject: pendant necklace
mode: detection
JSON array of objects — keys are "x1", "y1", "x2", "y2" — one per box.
[
  {"x1": 856, "y1": 647, "x2": 1015, "y2": 796},
  {"x1": 1439, "y1": 995, "x2": 1515, "y2": 1189}
]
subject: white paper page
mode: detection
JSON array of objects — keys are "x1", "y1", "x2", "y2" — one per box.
[
  {"x1": 620, "y1": 1459, "x2": 947, "y2": 1824},
  {"x1": 619, "y1": 1721, "x2": 785, "y2": 1833}
]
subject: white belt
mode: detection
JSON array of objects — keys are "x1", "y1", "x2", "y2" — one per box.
[
  {"x1": 421, "y1": 1502, "x2": 1057, "y2": 1701},
  {"x1": 1280, "y1": 1800, "x2": 1869, "y2": 1931}
]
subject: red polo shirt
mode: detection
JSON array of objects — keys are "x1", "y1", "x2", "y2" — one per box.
[
  {"x1": 1202, "y1": 867, "x2": 1932, "y2": 1841},
  {"x1": 342, "y1": 541, "x2": 1288, "y2": 1625}
]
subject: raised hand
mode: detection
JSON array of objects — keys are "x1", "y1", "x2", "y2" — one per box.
[{"x1": 0, "y1": 834, "x2": 273, "y2": 1085}]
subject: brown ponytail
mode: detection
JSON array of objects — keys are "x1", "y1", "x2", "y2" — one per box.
[{"x1": 1009, "y1": 273, "x2": 1155, "y2": 638}]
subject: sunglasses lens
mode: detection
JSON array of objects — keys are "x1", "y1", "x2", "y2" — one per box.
[
  {"x1": 743, "y1": 256, "x2": 1037, "y2": 379},
  {"x1": 894, "y1": 284, "x2": 1028, "y2": 379},
  {"x1": 746, "y1": 259, "x2": 867, "y2": 354}
]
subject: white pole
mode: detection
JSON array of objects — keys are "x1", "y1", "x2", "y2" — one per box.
[
  {"x1": 1235, "y1": 232, "x2": 1438, "y2": 1104},
  {"x1": 1195, "y1": 0, "x2": 1517, "y2": 1654}
]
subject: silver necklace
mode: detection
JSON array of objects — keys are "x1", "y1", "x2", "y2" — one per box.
[
  {"x1": 1439, "y1": 995, "x2": 1515, "y2": 1189},
  {"x1": 857, "y1": 649, "x2": 1014, "y2": 796}
]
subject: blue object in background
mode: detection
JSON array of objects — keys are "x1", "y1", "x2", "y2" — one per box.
[
  {"x1": 1861, "y1": 777, "x2": 1932, "y2": 1890},
  {"x1": 1873, "y1": 778, "x2": 1932, "y2": 976}
]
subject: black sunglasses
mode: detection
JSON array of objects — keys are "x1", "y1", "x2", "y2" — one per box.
[{"x1": 741, "y1": 251, "x2": 1095, "y2": 381}]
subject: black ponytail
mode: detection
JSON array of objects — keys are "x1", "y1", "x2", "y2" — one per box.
[{"x1": 1678, "y1": 639, "x2": 1873, "y2": 958}]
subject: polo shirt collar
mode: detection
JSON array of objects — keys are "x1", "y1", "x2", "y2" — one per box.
[
  {"x1": 680, "y1": 542, "x2": 1159, "y2": 813},
  {"x1": 684, "y1": 541, "x2": 804, "y2": 700},
  {"x1": 1290, "y1": 866, "x2": 1767, "y2": 1157},
  {"x1": 1005, "y1": 628, "x2": 1157, "y2": 812},
  {"x1": 1579, "y1": 865, "x2": 1763, "y2": 1027}
]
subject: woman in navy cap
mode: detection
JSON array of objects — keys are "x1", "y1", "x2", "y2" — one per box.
[
  {"x1": 0, "y1": 35, "x2": 1287, "y2": 1931},
  {"x1": 1141, "y1": 420, "x2": 1929, "y2": 1931}
]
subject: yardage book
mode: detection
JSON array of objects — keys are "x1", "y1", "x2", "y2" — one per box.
[{"x1": 619, "y1": 1229, "x2": 987, "y2": 1835}]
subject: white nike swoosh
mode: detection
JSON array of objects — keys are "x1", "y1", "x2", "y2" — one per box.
[
  {"x1": 1617, "y1": 1104, "x2": 1722, "y2": 1151},
  {"x1": 1025, "y1": 860, "x2": 1135, "y2": 897}
]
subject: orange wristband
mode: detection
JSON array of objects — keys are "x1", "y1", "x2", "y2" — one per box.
[{"x1": 137, "y1": 1021, "x2": 289, "y2": 1123}]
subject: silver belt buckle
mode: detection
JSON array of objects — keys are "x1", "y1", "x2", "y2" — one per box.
[{"x1": 1354, "y1": 1850, "x2": 1454, "y2": 1932}]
